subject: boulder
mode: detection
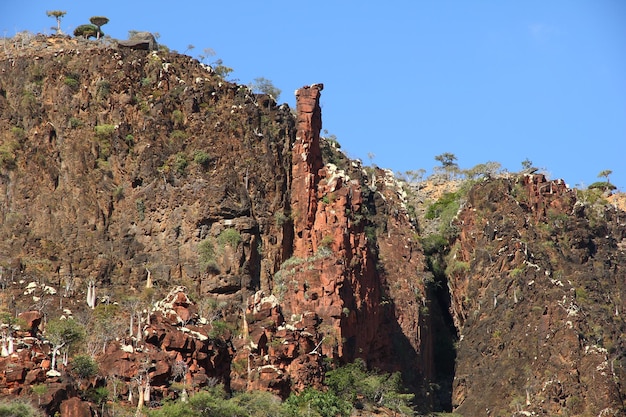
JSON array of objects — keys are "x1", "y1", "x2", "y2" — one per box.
[
  {"x1": 59, "y1": 397, "x2": 92, "y2": 417},
  {"x1": 117, "y1": 32, "x2": 158, "y2": 51}
]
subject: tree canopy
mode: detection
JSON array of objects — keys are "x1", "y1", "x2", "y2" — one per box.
[
  {"x1": 74, "y1": 24, "x2": 100, "y2": 39},
  {"x1": 250, "y1": 77, "x2": 281, "y2": 101},
  {"x1": 46, "y1": 10, "x2": 66, "y2": 35},
  {"x1": 89, "y1": 16, "x2": 109, "y2": 39}
]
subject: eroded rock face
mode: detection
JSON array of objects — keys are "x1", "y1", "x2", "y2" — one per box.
[
  {"x1": 3, "y1": 35, "x2": 626, "y2": 416},
  {"x1": 97, "y1": 287, "x2": 234, "y2": 399},
  {"x1": 117, "y1": 32, "x2": 158, "y2": 51},
  {"x1": 229, "y1": 84, "x2": 431, "y2": 399},
  {"x1": 448, "y1": 175, "x2": 626, "y2": 415},
  {"x1": 59, "y1": 397, "x2": 92, "y2": 417}
]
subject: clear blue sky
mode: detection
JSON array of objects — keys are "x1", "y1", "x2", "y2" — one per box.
[{"x1": 3, "y1": 1, "x2": 625, "y2": 190}]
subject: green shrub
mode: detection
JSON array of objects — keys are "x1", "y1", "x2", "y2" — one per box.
[
  {"x1": 73, "y1": 24, "x2": 98, "y2": 39},
  {"x1": 198, "y1": 238, "x2": 216, "y2": 269},
  {"x1": 172, "y1": 109, "x2": 184, "y2": 126},
  {"x1": 420, "y1": 234, "x2": 448, "y2": 256},
  {"x1": 0, "y1": 142, "x2": 18, "y2": 169},
  {"x1": 85, "y1": 387, "x2": 109, "y2": 406},
  {"x1": 575, "y1": 188, "x2": 606, "y2": 206},
  {"x1": 445, "y1": 260, "x2": 469, "y2": 276},
  {"x1": 325, "y1": 359, "x2": 414, "y2": 413},
  {"x1": 10, "y1": 127, "x2": 25, "y2": 140},
  {"x1": 208, "y1": 320, "x2": 233, "y2": 339},
  {"x1": 174, "y1": 152, "x2": 188, "y2": 175},
  {"x1": 588, "y1": 181, "x2": 616, "y2": 192},
  {"x1": 170, "y1": 130, "x2": 188, "y2": 140},
  {"x1": 69, "y1": 117, "x2": 83, "y2": 128},
  {"x1": 113, "y1": 186, "x2": 124, "y2": 201},
  {"x1": 63, "y1": 74, "x2": 79, "y2": 89},
  {"x1": 274, "y1": 211, "x2": 289, "y2": 226},
  {"x1": 230, "y1": 390, "x2": 283, "y2": 417},
  {"x1": 575, "y1": 287, "x2": 588, "y2": 302},
  {"x1": 283, "y1": 388, "x2": 351, "y2": 417},
  {"x1": 148, "y1": 400, "x2": 194, "y2": 417},
  {"x1": 193, "y1": 150, "x2": 210, "y2": 167},
  {"x1": 94, "y1": 124, "x2": 116, "y2": 139},
  {"x1": 96, "y1": 80, "x2": 111, "y2": 98},
  {"x1": 425, "y1": 192, "x2": 460, "y2": 220},
  {"x1": 72, "y1": 354, "x2": 98, "y2": 378},
  {"x1": 319, "y1": 235, "x2": 333, "y2": 248},
  {"x1": 0, "y1": 400, "x2": 42, "y2": 417},
  {"x1": 217, "y1": 228, "x2": 241, "y2": 248}
]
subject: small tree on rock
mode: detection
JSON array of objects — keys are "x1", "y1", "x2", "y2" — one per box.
[
  {"x1": 434, "y1": 152, "x2": 459, "y2": 180},
  {"x1": 47, "y1": 10, "x2": 67, "y2": 35},
  {"x1": 74, "y1": 24, "x2": 99, "y2": 39},
  {"x1": 250, "y1": 77, "x2": 281, "y2": 101},
  {"x1": 598, "y1": 169, "x2": 613, "y2": 185},
  {"x1": 89, "y1": 16, "x2": 109, "y2": 40},
  {"x1": 46, "y1": 318, "x2": 84, "y2": 371}
]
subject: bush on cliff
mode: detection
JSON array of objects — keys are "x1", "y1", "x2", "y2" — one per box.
[
  {"x1": 0, "y1": 400, "x2": 42, "y2": 417},
  {"x1": 283, "y1": 388, "x2": 350, "y2": 417},
  {"x1": 325, "y1": 359, "x2": 414, "y2": 414}
]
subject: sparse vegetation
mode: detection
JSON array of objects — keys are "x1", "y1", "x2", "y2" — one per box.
[
  {"x1": 0, "y1": 400, "x2": 42, "y2": 417},
  {"x1": 0, "y1": 141, "x2": 19, "y2": 169},
  {"x1": 170, "y1": 130, "x2": 188, "y2": 140},
  {"x1": 96, "y1": 80, "x2": 111, "y2": 98},
  {"x1": 274, "y1": 211, "x2": 289, "y2": 226},
  {"x1": 217, "y1": 228, "x2": 242, "y2": 248},
  {"x1": 47, "y1": 10, "x2": 66, "y2": 35},
  {"x1": 193, "y1": 150, "x2": 210, "y2": 167},
  {"x1": 198, "y1": 238, "x2": 217, "y2": 271},
  {"x1": 73, "y1": 24, "x2": 99, "y2": 39},
  {"x1": 69, "y1": 117, "x2": 83, "y2": 128},
  {"x1": 249, "y1": 77, "x2": 281, "y2": 101},
  {"x1": 94, "y1": 124, "x2": 116, "y2": 139},
  {"x1": 174, "y1": 152, "x2": 188, "y2": 175},
  {"x1": 71, "y1": 354, "x2": 98, "y2": 379},
  {"x1": 63, "y1": 74, "x2": 79, "y2": 90},
  {"x1": 136, "y1": 199, "x2": 146, "y2": 220},
  {"x1": 171, "y1": 109, "x2": 184, "y2": 127},
  {"x1": 89, "y1": 16, "x2": 109, "y2": 40}
]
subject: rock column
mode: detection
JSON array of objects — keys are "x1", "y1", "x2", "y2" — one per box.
[{"x1": 291, "y1": 83, "x2": 324, "y2": 257}]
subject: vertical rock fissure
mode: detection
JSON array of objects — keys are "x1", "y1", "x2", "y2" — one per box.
[{"x1": 425, "y1": 251, "x2": 459, "y2": 411}]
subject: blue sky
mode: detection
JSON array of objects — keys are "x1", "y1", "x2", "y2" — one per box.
[{"x1": 3, "y1": 1, "x2": 625, "y2": 190}]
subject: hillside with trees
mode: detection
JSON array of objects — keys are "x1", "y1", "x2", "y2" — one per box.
[{"x1": 0, "y1": 27, "x2": 625, "y2": 417}]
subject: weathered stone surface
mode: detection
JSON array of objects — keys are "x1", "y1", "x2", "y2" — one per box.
[
  {"x1": 0, "y1": 34, "x2": 625, "y2": 416},
  {"x1": 59, "y1": 397, "x2": 93, "y2": 417},
  {"x1": 117, "y1": 31, "x2": 158, "y2": 50},
  {"x1": 448, "y1": 176, "x2": 626, "y2": 415},
  {"x1": 17, "y1": 311, "x2": 42, "y2": 335}
]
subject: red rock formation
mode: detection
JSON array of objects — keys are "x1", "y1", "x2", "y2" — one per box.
[
  {"x1": 448, "y1": 176, "x2": 626, "y2": 415},
  {"x1": 231, "y1": 85, "x2": 430, "y2": 398},
  {"x1": 292, "y1": 83, "x2": 324, "y2": 257},
  {"x1": 59, "y1": 397, "x2": 92, "y2": 417},
  {"x1": 99, "y1": 287, "x2": 233, "y2": 399}
]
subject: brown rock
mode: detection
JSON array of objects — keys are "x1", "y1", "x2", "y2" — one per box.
[
  {"x1": 24, "y1": 368, "x2": 45, "y2": 385},
  {"x1": 59, "y1": 397, "x2": 92, "y2": 417},
  {"x1": 17, "y1": 311, "x2": 42, "y2": 335}
]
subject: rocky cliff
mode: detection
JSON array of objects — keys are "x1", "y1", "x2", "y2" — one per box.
[
  {"x1": 0, "y1": 34, "x2": 625, "y2": 416},
  {"x1": 448, "y1": 174, "x2": 626, "y2": 415}
]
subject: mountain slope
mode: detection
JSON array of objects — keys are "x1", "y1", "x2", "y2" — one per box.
[{"x1": 0, "y1": 34, "x2": 625, "y2": 417}]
